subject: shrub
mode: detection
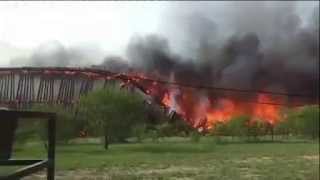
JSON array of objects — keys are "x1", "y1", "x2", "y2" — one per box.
[
  {"x1": 132, "y1": 124, "x2": 147, "y2": 142},
  {"x1": 296, "y1": 105, "x2": 319, "y2": 139},
  {"x1": 247, "y1": 120, "x2": 266, "y2": 141},
  {"x1": 148, "y1": 130, "x2": 160, "y2": 143},
  {"x1": 15, "y1": 121, "x2": 39, "y2": 147},
  {"x1": 277, "y1": 105, "x2": 319, "y2": 139},
  {"x1": 226, "y1": 115, "x2": 250, "y2": 139},
  {"x1": 79, "y1": 86, "x2": 147, "y2": 148},
  {"x1": 190, "y1": 131, "x2": 201, "y2": 143},
  {"x1": 31, "y1": 104, "x2": 79, "y2": 144}
]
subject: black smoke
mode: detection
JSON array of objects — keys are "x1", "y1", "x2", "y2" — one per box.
[
  {"x1": 125, "y1": 2, "x2": 319, "y2": 102},
  {"x1": 96, "y1": 56, "x2": 129, "y2": 73}
]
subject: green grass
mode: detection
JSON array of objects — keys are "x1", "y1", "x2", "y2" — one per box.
[{"x1": 1, "y1": 137, "x2": 319, "y2": 180}]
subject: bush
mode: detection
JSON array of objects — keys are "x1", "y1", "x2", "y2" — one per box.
[
  {"x1": 79, "y1": 86, "x2": 147, "y2": 148},
  {"x1": 207, "y1": 122, "x2": 228, "y2": 144},
  {"x1": 190, "y1": 131, "x2": 201, "y2": 143},
  {"x1": 276, "y1": 105, "x2": 319, "y2": 139},
  {"x1": 296, "y1": 105, "x2": 319, "y2": 139},
  {"x1": 247, "y1": 120, "x2": 266, "y2": 141},
  {"x1": 211, "y1": 122, "x2": 228, "y2": 137},
  {"x1": 15, "y1": 121, "x2": 39, "y2": 147},
  {"x1": 132, "y1": 124, "x2": 147, "y2": 142},
  {"x1": 275, "y1": 111, "x2": 295, "y2": 138},
  {"x1": 156, "y1": 122, "x2": 177, "y2": 138},
  {"x1": 147, "y1": 130, "x2": 160, "y2": 143},
  {"x1": 31, "y1": 104, "x2": 79, "y2": 144},
  {"x1": 226, "y1": 115, "x2": 250, "y2": 139}
]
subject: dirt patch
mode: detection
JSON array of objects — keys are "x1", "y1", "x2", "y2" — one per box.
[
  {"x1": 133, "y1": 166, "x2": 200, "y2": 175},
  {"x1": 234, "y1": 156, "x2": 274, "y2": 164},
  {"x1": 301, "y1": 155, "x2": 319, "y2": 161},
  {"x1": 23, "y1": 167, "x2": 201, "y2": 180}
]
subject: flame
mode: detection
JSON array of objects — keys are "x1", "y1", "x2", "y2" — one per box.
[
  {"x1": 252, "y1": 94, "x2": 282, "y2": 125},
  {"x1": 205, "y1": 99, "x2": 236, "y2": 129},
  {"x1": 161, "y1": 89, "x2": 184, "y2": 116},
  {"x1": 160, "y1": 88, "x2": 284, "y2": 130},
  {"x1": 128, "y1": 73, "x2": 290, "y2": 131},
  {"x1": 162, "y1": 93, "x2": 171, "y2": 107}
]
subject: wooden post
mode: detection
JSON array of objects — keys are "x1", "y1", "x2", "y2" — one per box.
[{"x1": 47, "y1": 115, "x2": 56, "y2": 180}]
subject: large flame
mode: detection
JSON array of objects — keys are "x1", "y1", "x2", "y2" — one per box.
[
  {"x1": 205, "y1": 99, "x2": 236, "y2": 129},
  {"x1": 252, "y1": 94, "x2": 282, "y2": 125},
  {"x1": 160, "y1": 88, "x2": 284, "y2": 130},
  {"x1": 125, "y1": 72, "x2": 303, "y2": 131}
]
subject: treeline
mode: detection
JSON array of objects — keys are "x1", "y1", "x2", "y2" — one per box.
[
  {"x1": 16, "y1": 86, "x2": 319, "y2": 149},
  {"x1": 25, "y1": 87, "x2": 195, "y2": 149},
  {"x1": 210, "y1": 105, "x2": 319, "y2": 141}
]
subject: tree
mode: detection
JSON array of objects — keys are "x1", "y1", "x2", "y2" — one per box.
[
  {"x1": 296, "y1": 105, "x2": 319, "y2": 139},
  {"x1": 209, "y1": 121, "x2": 228, "y2": 143},
  {"x1": 132, "y1": 124, "x2": 147, "y2": 142},
  {"x1": 226, "y1": 115, "x2": 250, "y2": 140},
  {"x1": 278, "y1": 105, "x2": 319, "y2": 140},
  {"x1": 275, "y1": 108, "x2": 299, "y2": 139},
  {"x1": 31, "y1": 104, "x2": 79, "y2": 144},
  {"x1": 79, "y1": 87, "x2": 147, "y2": 149},
  {"x1": 247, "y1": 119, "x2": 266, "y2": 141}
]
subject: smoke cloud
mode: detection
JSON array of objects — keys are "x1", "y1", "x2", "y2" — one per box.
[
  {"x1": 10, "y1": 41, "x2": 105, "y2": 67},
  {"x1": 125, "y1": 1, "x2": 319, "y2": 100},
  {"x1": 97, "y1": 55, "x2": 129, "y2": 73}
]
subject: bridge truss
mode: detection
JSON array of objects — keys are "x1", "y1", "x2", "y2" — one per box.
[{"x1": 0, "y1": 67, "x2": 153, "y2": 109}]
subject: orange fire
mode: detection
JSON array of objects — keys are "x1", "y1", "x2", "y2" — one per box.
[
  {"x1": 126, "y1": 73, "x2": 288, "y2": 131},
  {"x1": 205, "y1": 99, "x2": 236, "y2": 129},
  {"x1": 160, "y1": 87, "x2": 284, "y2": 130},
  {"x1": 252, "y1": 94, "x2": 282, "y2": 125},
  {"x1": 162, "y1": 93, "x2": 170, "y2": 107}
]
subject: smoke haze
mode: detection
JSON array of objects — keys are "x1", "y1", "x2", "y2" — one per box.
[
  {"x1": 10, "y1": 41, "x2": 105, "y2": 67},
  {"x1": 125, "y1": 1, "x2": 319, "y2": 99}
]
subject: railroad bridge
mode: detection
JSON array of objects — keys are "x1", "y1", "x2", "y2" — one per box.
[{"x1": 0, "y1": 67, "x2": 156, "y2": 109}]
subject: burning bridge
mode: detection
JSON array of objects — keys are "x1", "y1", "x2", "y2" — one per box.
[
  {"x1": 0, "y1": 67, "x2": 316, "y2": 131},
  {"x1": 0, "y1": 67, "x2": 156, "y2": 109}
]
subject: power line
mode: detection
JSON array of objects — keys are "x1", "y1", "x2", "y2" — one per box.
[
  {"x1": 127, "y1": 75, "x2": 316, "y2": 99},
  {"x1": 119, "y1": 77, "x2": 316, "y2": 107}
]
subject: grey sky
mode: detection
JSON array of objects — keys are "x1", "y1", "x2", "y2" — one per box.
[{"x1": 0, "y1": 1, "x2": 318, "y2": 66}]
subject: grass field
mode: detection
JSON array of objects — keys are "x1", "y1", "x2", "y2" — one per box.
[{"x1": 1, "y1": 137, "x2": 319, "y2": 180}]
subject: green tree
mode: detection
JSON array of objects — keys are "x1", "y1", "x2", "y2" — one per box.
[
  {"x1": 279, "y1": 105, "x2": 319, "y2": 140},
  {"x1": 209, "y1": 122, "x2": 228, "y2": 143},
  {"x1": 79, "y1": 87, "x2": 147, "y2": 149},
  {"x1": 247, "y1": 119, "x2": 266, "y2": 141},
  {"x1": 31, "y1": 104, "x2": 79, "y2": 144},
  {"x1": 226, "y1": 115, "x2": 250, "y2": 140},
  {"x1": 132, "y1": 124, "x2": 147, "y2": 142},
  {"x1": 275, "y1": 108, "x2": 299, "y2": 139},
  {"x1": 170, "y1": 115, "x2": 194, "y2": 137},
  {"x1": 296, "y1": 105, "x2": 319, "y2": 139},
  {"x1": 189, "y1": 130, "x2": 201, "y2": 143}
]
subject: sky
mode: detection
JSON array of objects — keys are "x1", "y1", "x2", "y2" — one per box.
[
  {"x1": 0, "y1": 1, "x2": 170, "y2": 66},
  {"x1": 0, "y1": 1, "x2": 318, "y2": 66}
]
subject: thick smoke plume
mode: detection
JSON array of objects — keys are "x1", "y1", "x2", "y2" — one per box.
[{"x1": 125, "y1": 2, "x2": 319, "y2": 102}]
